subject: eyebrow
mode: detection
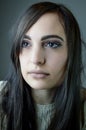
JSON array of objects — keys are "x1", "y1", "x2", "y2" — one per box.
[
  {"x1": 24, "y1": 34, "x2": 64, "y2": 42},
  {"x1": 41, "y1": 35, "x2": 64, "y2": 41},
  {"x1": 24, "y1": 35, "x2": 31, "y2": 40}
]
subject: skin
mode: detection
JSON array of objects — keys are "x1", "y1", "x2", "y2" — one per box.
[{"x1": 19, "y1": 13, "x2": 68, "y2": 104}]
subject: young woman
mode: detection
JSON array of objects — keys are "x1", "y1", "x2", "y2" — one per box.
[{"x1": 0, "y1": 1, "x2": 86, "y2": 130}]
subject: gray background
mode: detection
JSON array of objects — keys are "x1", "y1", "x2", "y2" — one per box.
[{"x1": 0, "y1": 0, "x2": 86, "y2": 88}]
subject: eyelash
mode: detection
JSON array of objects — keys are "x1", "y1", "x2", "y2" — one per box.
[
  {"x1": 43, "y1": 41, "x2": 62, "y2": 48},
  {"x1": 21, "y1": 40, "x2": 31, "y2": 48},
  {"x1": 21, "y1": 40, "x2": 62, "y2": 49}
]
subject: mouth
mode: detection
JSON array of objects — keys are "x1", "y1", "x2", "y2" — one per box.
[{"x1": 28, "y1": 70, "x2": 50, "y2": 79}]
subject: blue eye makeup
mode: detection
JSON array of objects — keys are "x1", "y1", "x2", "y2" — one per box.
[
  {"x1": 21, "y1": 39, "x2": 62, "y2": 49},
  {"x1": 21, "y1": 40, "x2": 31, "y2": 48},
  {"x1": 43, "y1": 41, "x2": 62, "y2": 49}
]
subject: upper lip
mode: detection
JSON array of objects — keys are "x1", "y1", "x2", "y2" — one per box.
[{"x1": 28, "y1": 70, "x2": 49, "y2": 75}]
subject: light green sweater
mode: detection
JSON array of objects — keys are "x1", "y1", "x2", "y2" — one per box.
[{"x1": 36, "y1": 103, "x2": 55, "y2": 130}]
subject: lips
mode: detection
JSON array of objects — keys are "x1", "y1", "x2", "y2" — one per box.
[{"x1": 28, "y1": 70, "x2": 49, "y2": 79}]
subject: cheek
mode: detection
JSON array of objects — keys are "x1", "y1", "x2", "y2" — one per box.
[
  {"x1": 19, "y1": 55, "x2": 28, "y2": 74},
  {"x1": 52, "y1": 54, "x2": 68, "y2": 83},
  {"x1": 19, "y1": 52, "x2": 30, "y2": 65},
  {"x1": 48, "y1": 51, "x2": 68, "y2": 71}
]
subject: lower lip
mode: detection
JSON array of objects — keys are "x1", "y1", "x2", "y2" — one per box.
[{"x1": 29, "y1": 73, "x2": 49, "y2": 79}]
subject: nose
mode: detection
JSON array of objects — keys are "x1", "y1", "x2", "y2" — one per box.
[{"x1": 30, "y1": 47, "x2": 45, "y2": 65}]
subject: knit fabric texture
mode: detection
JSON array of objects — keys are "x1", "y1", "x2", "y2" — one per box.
[{"x1": 35, "y1": 103, "x2": 55, "y2": 130}]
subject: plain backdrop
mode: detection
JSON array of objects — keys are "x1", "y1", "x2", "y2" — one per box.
[{"x1": 0, "y1": 0, "x2": 86, "y2": 88}]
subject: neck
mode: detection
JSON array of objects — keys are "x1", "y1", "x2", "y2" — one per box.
[{"x1": 32, "y1": 88, "x2": 57, "y2": 105}]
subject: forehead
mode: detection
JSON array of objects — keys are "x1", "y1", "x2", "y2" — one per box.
[{"x1": 26, "y1": 13, "x2": 66, "y2": 41}]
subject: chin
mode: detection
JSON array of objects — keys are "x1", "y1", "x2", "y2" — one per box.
[
  {"x1": 30, "y1": 85, "x2": 49, "y2": 90},
  {"x1": 28, "y1": 83, "x2": 50, "y2": 90}
]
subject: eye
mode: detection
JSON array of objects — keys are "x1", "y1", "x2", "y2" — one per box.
[
  {"x1": 43, "y1": 41, "x2": 62, "y2": 49},
  {"x1": 21, "y1": 40, "x2": 31, "y2": 48}
]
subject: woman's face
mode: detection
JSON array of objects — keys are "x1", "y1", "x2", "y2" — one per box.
[{"x1": 19, "y1": 13, "x2": 68, "y2": 90}]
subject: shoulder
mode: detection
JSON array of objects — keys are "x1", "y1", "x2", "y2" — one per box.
[
  {"x1": 0, "y1": 80, "x2": 9, "y2": 113},
  {"x1": 0, "y1": 81, "x2": 8, "y2": 130},
  {"x1": 0, "y1": 81, "x2": 7, "y2": 91},
  {"x1": 0, "y1": 81, "x2": 8, "y2": 111},
  {"x1": 0, "y1": 81, "x2": 7, "y2": 100},
  {"x1": 0, "y1": 81, "x2": 8, "y2": 104},
  {"x1": 0, "y1": 81, "x2": 9, "y2": 94}
]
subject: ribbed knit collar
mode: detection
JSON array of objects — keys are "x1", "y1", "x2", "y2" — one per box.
[{"x1": 35, "y1": 103, "x2": 55, "y2": 130}]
